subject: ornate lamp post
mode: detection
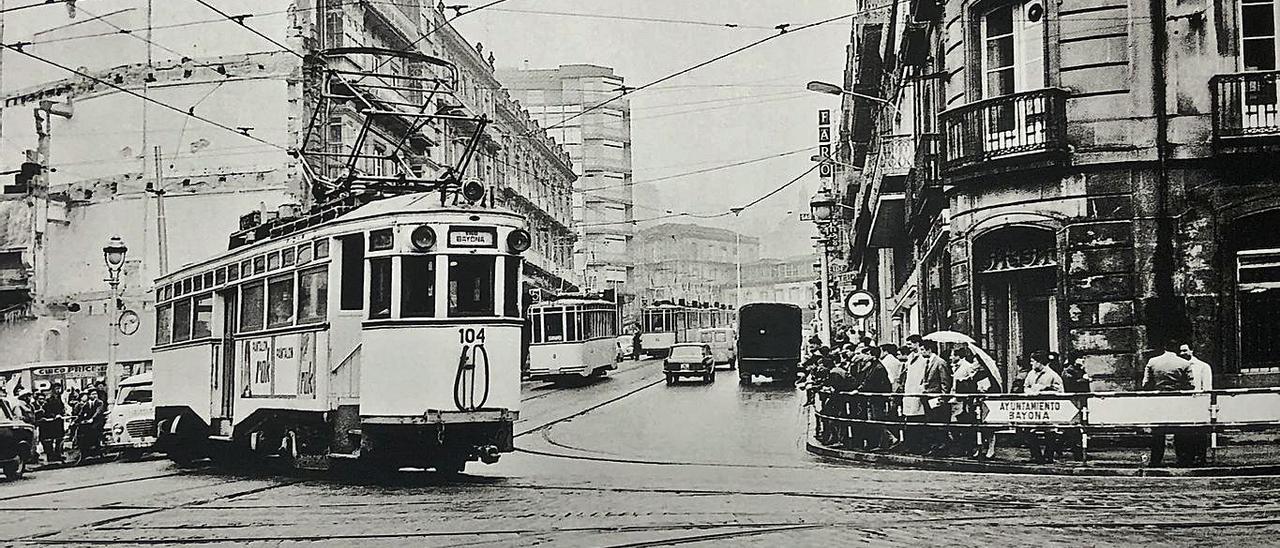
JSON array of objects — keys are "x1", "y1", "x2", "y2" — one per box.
[
  {"x1": 809, "y1": 189, "x2": 835, "y2": 346},
  {"x1": 103, "y1": 236, "x2": 127, "y2": 405}
]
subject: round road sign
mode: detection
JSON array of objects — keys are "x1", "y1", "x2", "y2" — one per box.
[{"x1": 844, "y1": 291, "x2": 876, "y2": 318}]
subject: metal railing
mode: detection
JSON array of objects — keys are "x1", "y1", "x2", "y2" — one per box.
[
  {"x1": 810, "y1": 387, "x2": 1280, "y2": 465},
  {"x1": 939, "y1": 88, "x2": 1068, "y2": 173},
  {"x1": 1212, "y1": 70, "x2": 1280, "y2": 140}
]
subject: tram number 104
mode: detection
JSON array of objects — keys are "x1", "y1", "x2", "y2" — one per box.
[{"x1": 459, "y1": 328, "x2": 486, "y2": 344}]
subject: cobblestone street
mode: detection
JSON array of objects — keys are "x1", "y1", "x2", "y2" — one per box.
[{"x1": 2, "y1": 359, "x2": 1278, "y2": 546}]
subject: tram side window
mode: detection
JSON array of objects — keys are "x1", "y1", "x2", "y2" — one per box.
[
  {"x1": 267, "y1": 274, "x2": 295, "y2": 328},
  {"x1": 448, "y1": 255, "x2": 495, "y2": 317},
  {"x1": 566, "y1": 310, "x2": 578, "y2": 341},
  {"x1": 339, "y1": 234, "x2": 364, "y2": 311},
  {"x1": 156, "y1": 304, "x2": 173, "y2": 345},
  {"x1": 530, "y1": 312, "x2": 543, "y2": 343},
  {"x1": 369, "y1": 258, "x2": 392, "y2": 319},
  {"x1": 544, "y1": 310, "x2": 564, "y2": 341},
  {"x1": 173, "y1": 297, "x2": 193, "y2": 343},
  {"x1": 298, "y1": 266, "x2": 328, "y2": 324},
  {"x1": 401, "y1": 256, "x2": 435, "y2": 318},
  {"x1": 583, "y1": 311, "x2": 595, "y2": 340},
  {"x1": 240, "y1": 280, "x2": 266, "y2": 332},
  {"x1": 193, "y1": 294, "x2": 214, "y2": 338}
]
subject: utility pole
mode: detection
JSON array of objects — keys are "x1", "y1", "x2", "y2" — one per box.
[
  {"x1": 731, "y1": 207, "x2": 743, "y2": 310},
  {"x1": 148, "y1": 146, "x2": 170, "y2": 275},
  {"x1": 817, "y1": 237, "x2": 832, "y2": 347}
]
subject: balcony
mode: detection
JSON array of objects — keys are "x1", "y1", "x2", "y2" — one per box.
[
  {"x1": 878, "y1": 134, "x2": 916, "y2": 177},
  {"x1": 1212, "y1": 70, "x2": 1280, "y2": 152},
  {"x1": 905, "y1": 133, "x2": 943, "y2": 236},
  {"x1": 939, "y1": 88, "x2": 1069, "y2": 178}
]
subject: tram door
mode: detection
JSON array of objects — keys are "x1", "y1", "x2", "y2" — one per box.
[{"x1": 213, "y1": 290, "x2": 237, "y2": 427}]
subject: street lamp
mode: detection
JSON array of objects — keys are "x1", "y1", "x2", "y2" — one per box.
[
  {"x1": 809, "y1": 191, "x2": 836, "y2": 347},
  {"x1": 806, "y1": 80, "x2": 902, "y2": 119},
  {"x1": 103, "y1": 236, "x2": 127, "y2": 406}
]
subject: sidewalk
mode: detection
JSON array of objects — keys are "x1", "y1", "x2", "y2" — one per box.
[{"x1": 807, "y1": 431, "x2": 1280, "y2": 477}]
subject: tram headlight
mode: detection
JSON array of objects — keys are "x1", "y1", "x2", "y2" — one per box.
[
  {"x1": 507, "y1": 229, "x2": 532, "y2": 253},
  {"x1": 410, "y1": 225, "x2": 437, "y2": 251},
  {"x1": 462, "y1": 180, "x2": 486, "y2": 203}
]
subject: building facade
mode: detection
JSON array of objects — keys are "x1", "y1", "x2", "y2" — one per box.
[
  {"x1": 634, "y1": 223, "x2": 759, "y2": 307},
  {"x1": 727, "y1": 255, "x2": 819, "y2": 325},
  {"x1": 0, "y1": 1, "x2": 575, "y2": 371},
  {"x1": 836, "y1": 0, "x2": 1280, "y2": 390},
  {"x1": 497, "y1": 65, "x2": 635, "y2": 297}
]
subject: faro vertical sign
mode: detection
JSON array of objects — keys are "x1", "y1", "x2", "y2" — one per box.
[{"x1": 817, "y1": 109, "x2": 833, "y2": 182}]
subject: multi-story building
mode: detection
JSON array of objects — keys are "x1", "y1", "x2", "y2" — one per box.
[
  {"x1": 497, "y1": 65, "x2": 635, "y2": 297},
  {"x1": 0, "y1": 2, "x2": 575, "y2": 374},
  {"x1": 729, "y1": 255, "x2": 818, "y2": 325},
  {"x1": 835, "y1": 0, "x2": 1280, "y2": 390},
  {"x1": 634, "y1": 223, "x2": 759, "y2": 306}
]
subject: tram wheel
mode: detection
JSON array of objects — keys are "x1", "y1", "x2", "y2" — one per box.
[
  {"x1": 3, "y1": 457, "x2": 25, "y2": 480},
  {"x1": 665, "y1": 375, "x2": 675, "y2": 385}
]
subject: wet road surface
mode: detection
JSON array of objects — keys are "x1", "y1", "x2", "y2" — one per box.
[{"x1": 2, "y1": 358, "x2": 1279, "y2": 546}]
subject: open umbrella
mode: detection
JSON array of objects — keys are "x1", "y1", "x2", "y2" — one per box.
[
  {"x1": 923, "y1": 330, "x2": 975, "y2": 344},
  {"x1": 966, "y1": 343, "x2": 1004, "y2": 392}
]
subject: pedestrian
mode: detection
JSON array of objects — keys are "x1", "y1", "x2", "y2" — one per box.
[
  {"x1": 879, "y1": 344, "x2": 904, "y2": 393},
  {"x1": 919, "y1": 340, "x2": 952, "y2": 456},
  {"x1": 1142, "y1": 337, "x2": 1196, "y2": 466},
  {"x1": 899, "y1": 335, "x2": 928, "y2": 453},
  {"x1": 1047, "y1": 350, "x2": 1062, "y2": 374},
  {"x1": 951, "y1": 345, "x2": 997, "y2": 459},
  {"x1": 1176, "y1": 343, "x2": 1212, "y2": 465},
  {"x1": 632, "y1": 331, "x2": 642, "y2": 360},
  {"x1": 851, "y1": 352, "x2": 893, "y2": 450},
  {"x1": 93, "y1": 380, "x2": 109, "y2": 406},
  {"x1": 40, "y1": 382, "x2": 66, "y2": 463},
  {"x1": 1059, "y1": 353, "x2": 1091, "y2": 461},
  {"x1": 76, "y1": 389, "x2": 107, "y2": 460},
  {"x1": 1021, "y1": 351, "x2": 1064, "y2": 464}
]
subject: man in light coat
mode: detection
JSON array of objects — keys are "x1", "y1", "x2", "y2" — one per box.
[
  {"x1": 918, "y1": 340, "x2": 952, "y2": 455},
  {"x1": 1178, "y1": 343, "x2": 1213, "y2": 465}
]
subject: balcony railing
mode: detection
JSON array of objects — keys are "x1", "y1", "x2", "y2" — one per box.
[
  {"x1": 1212, "y1": 70, "x2": 1280, "y2": 142},
  {"x1": 905, "y1": 133, "x2": 942, "y2": 229},
  {"x1": 940, "y1": 88, "x2": 1069, "y2": 175},
  {"x1": 878, "y1": 134, "x2": 916, "y2": 177}
]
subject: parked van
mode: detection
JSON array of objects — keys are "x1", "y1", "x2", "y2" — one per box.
[
  {"x1": 106, "y1": 372, "x2": 155, "y2": 457},
  {"x1": 698, "y1": 327, "x2": 737, "y2": 369}
]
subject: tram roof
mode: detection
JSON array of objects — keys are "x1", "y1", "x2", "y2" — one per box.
[
  {"x1": 530, "y1": 298, "x2": 614, "y2": 308},
  {"x1": 159, "y1": 193, "x2": 523, "y2": 282}
]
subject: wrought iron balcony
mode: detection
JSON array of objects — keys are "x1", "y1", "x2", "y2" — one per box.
[
  {"x1": 1212, "y1": 70, "x2": 1280, "y2": 148},
  {"x1": 939, "y1": 88, "x2": 1069, "y2": 177},
  {"x1": 905, "y1": 133, "x2": 942, "y2": 234}
]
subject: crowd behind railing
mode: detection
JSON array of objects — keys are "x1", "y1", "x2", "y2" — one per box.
[
  {"x1": 803, "y1": 327, "x2": 1252, "y2": 467},
  {"x1": 2, "y1": 380, "x2": 109, "y2": 466}
]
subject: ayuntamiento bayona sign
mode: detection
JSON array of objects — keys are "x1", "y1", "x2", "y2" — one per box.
[{"x1": 980, "y1": 397, "x2": 1081, "y2": 424}]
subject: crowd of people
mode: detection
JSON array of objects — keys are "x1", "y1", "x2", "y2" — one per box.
[
  {"x1": 1, "y1": 380, "x2": 109, "y2": 465},
  {"x1": 804, "y1": 326, "x2": 1216, "y2": 467}
]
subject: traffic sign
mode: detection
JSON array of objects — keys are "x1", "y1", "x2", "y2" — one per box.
[
  {"x1": 843, "y1": 290, "x2": 875, "y2": 318},
  {"x1": 980, "y1": 397, "x2": 1080, "y2": 424}
]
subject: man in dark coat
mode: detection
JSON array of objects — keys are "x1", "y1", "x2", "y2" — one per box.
[
  {"x1": 1142, "y1": 337, "x2": 1195, "y2": 466},
  {"x1": 40, "y1": 383, "x2": 66, "y2": 463},
  {"x1": 919, "y1": 341, "x2": 953, "y2": 455}
]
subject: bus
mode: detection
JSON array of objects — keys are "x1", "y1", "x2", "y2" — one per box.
[
  {"x1": 527, "y1": 297, "x2": 619, "y2": 383},
  {"x1": 638, "y1": 301, "x2": 735, "y2": 358},
  {"x1": 152, "y1": 190, "x2": 530, "y2": 474},
  {"x1": 736, "y1": 302, "x2": 803, "y2": 385}
]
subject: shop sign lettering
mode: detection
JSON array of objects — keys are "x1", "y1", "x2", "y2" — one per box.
[{"x1": 981, "y1": 246, "x2": 1056, "y2": 274}]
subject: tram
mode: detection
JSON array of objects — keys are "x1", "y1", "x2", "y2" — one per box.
[
  {"x1": 152, "y1": 188, "x2": 530, "y2": 473},
  {"x1": 638, "y1": 301, "x2": 735, "y2": 358},
  {"x1": 526, "y1": 296, "x2": 619, "y2": 383}
]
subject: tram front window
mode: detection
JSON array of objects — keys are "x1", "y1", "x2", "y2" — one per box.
[
  {"x1": 543, "y1": 310, "x2": 564, "y2": 342},
  {"x1": 369, "y1": 258, "x2": 392, "y2": 319},
  {"x1": 449, "y1": 255, "x2": 495, "y2": 317},
  {"x1": 401, "y1": 256, "x2": 436, "y2": 318}
]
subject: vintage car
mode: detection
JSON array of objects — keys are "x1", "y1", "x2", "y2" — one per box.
[
  {"x1": 0, "y1": 399, "x2": 35, "y2": 479},
  {"x1": 106, "y1": 372, "x2": 156, "y2": 457},
  {"x1": 663, "y1": 343, "x2": 716, "y2": 384},
  {"x1": 698, "y1": 328, "x2": 738, "y2": 369}
]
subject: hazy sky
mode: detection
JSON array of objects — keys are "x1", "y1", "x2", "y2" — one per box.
[{"x1": 455, "y1": 1, "x2": 850, "y2": 257}]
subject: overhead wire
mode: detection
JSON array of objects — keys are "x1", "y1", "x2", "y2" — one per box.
[
  {"x1": 533, "y1": 9, "x2": 864, "y2": 135},
  {"x1": 578, "y1": 145, "x2": 818, "y2": 193},
  {"x1": 483, "y1": 8, "x2": 778, "y2": 30},
  {"x1": 187, "y1": 0, "x2": 306, "y2": 59}
]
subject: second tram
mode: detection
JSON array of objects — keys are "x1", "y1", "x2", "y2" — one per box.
[
  {"x1": 638, "y1": 302, "x2": 735, "y2": 358},
  {"x1": 152, "y1": 191, "x2": 529, "y2": 473},
  {"x1": 527, "y1": 297, "x2": 619, "y2": 383}
]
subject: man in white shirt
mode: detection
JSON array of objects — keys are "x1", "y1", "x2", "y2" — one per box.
[
  {"x1": 879, "y1": 343, "x2": 905, "y2": 392},
  {"x1": 1177, "y1": 343, "x2": 1213, "y2": 465},
  {"x1": 1177, "y1": 344, "x2": 1213, "y2": 391}
]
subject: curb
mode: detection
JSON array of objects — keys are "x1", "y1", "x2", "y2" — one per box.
[{"x1": 806, "y1": 439, "x2": 1280, "y2": 477}]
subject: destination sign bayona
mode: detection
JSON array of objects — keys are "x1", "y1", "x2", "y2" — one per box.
[{"x1": 981, "y1": 398, "x2": 1079, "y2": 424}]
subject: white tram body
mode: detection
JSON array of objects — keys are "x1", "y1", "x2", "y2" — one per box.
[
  {"x1": 527, "y1": 298, "x2": 619, "y2": 382},
  {"x1": 152, "y1": 193, "x2": 529, "y2": 471},
  {"x1": 639, "y1": 303, "x2": 735, "y2": 358}
]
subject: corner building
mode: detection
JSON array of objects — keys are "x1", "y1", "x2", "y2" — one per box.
[{"x1": 840, "y1": 0, "x2": 1280, "y2": 389}]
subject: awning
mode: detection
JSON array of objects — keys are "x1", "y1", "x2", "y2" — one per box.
[{"x1": 868, "y1": 192, "x2": 905, "y2": 248}]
